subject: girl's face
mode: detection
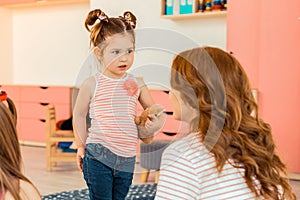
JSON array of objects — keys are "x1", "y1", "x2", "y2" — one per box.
[{"x1": 97, "y1": 33, "x2": 135, "y2": 79}]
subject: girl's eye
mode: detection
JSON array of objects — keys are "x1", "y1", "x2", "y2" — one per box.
[
  {"x1": 126, "y1": 49, "x2": 134, "y2": 54},
  {"x1": 112, "y1": 50, "x2": 120, "y2": 55}
]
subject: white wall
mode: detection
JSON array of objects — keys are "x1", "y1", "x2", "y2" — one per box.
[
  {"x1": 90, "y1": 0, "x2": 227, "y2": 89},
  {"x1": 1, "y1": 0, "x2": 226, "y2": 88},
  {"x1": 0, "y1": 8, "x2": 13, "y2": 84},
  {"x1": 12, "y1": 3, "x2": 90, "y2": 86}
]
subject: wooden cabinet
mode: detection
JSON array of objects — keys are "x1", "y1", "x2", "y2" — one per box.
[
  {"x1": 161, "y1": 0, "x2": 227, "y2": 20},
  {"x1": 0, "y1": 85, "x2": 71, "y2": 145}
]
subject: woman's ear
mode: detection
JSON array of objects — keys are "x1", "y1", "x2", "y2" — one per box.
[{"x1": 93, "y1": 47, "x2": 102, "y2": 61}]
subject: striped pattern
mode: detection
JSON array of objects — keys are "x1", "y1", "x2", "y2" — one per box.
[
  {"x1": 155, "y1": 132, "x2": 261, "y2": 200},
  {"x1": 86, "y1": 73, "x2": 139, "y2": 157}
]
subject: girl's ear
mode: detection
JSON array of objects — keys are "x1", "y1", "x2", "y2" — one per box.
[{"x1": 94, "y1": 47, "x2": 102, "y2": 60}]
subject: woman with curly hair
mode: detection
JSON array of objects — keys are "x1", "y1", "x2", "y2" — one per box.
[
  {"x1": 0, "y1": 91, "x2": 41, "y2": 200},
  {"x1": 155, "y1": 47, "x2": 296, "y2": 199}
]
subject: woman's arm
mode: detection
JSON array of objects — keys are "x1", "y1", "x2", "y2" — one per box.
[{"x1": 72, "y1": 76, "x2": 95, "y2": 171}]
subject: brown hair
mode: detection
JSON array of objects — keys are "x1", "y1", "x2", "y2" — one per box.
[
  {"x1": 84, "y1": 9, "x2": 137, "y2": 49},
  {"x1": 170, "y1": 46, "x2": 295, "y2": 199},
  {"x1": 0, "y1": 98, "x2": 38, "y2": 200}
]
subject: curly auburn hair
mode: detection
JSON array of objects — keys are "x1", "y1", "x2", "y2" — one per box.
[{"x1": 170, "y1": 46, "x2": 296, "y2": 199}]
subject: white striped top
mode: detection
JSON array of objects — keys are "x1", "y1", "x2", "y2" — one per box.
[
  {"x1": 155, "y1": 132, "x2": 262, "y2": 200},
  {"x1": 86, "y1": 73, "x2": 139, "y2": 157}
]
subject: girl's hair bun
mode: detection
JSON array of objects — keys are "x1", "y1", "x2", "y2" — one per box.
[
  {"x1": 123, "y1": 11, "x2": 137, "y2": 29},
  {"x1": 85, "y1": 9, "x2": 108, "y2": 32}
]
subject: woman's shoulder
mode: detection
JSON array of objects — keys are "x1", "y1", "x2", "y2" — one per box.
[
  {"x1": 4, "y1": 180, "x2": 41, "y2": 200},
  {"x1": 19, "y1": 180, "x2": 41, "y2": 200},
  {"x1": 164, "y1": 132, "x2": 205, "y2": 155}
]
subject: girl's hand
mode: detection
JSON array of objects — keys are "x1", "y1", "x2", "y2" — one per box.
[{"x1": 76, "y1": 147, "x2": 85, "y2": 172}]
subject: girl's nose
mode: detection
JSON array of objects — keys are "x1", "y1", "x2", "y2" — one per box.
[{"x1": 119, "y1": 53, "x2": 128, "y2": 61}]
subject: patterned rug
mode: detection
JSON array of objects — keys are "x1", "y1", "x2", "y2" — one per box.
[{"x1": 42, "y1": 184, "x2": 157, "y2": 200}]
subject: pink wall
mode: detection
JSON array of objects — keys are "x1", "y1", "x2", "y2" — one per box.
[
  {"x1": 227, "y1": 0, "x2": 300, "y2": 172},
  {"x1": 258, "y1": 1, "x2": 300, "y2": 172},
  {"x1": 226, "y1": 0, "x2": 261, "y2": 89}
]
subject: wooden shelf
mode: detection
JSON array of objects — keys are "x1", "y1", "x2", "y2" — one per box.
[
  {"x1": 0, "y1": 0, "x2": 89, "y2": 9},
  {"x1": 161, "y1": 10, "x2": 227, "y2": 20},
  {"x1": 160, "y1": 0, "x2": 226, "y2": 20}
]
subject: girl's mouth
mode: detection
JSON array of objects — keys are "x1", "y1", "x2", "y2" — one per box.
[{"x1": 118, "y1": 65, "x2": 127, "y2": 69}]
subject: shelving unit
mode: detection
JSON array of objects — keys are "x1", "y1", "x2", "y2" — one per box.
[
  {"x1": 161, "y1": 0, "x2": 227, "y2": 20},
  {"x1": 161, "y1": 10, "x2": 226, "y2": 20},
  {"x1": 0, "y1": 0, "x2": 89, "y2": 9}
]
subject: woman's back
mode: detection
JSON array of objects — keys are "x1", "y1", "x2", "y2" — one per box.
[{"x1": 156, "y1": 132, "x2": 260, "y2": 200}]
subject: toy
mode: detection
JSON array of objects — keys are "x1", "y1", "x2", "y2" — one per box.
[
  {"x1": 221, "y1": 0, "x2": 227, "y2": 10},
  {"x1": 198, "y1": 0, "x2": 206, "y2": 12},
  {"x1": 213, "y1": 0, "x2": 222, "y2": 11},
  {"x1": 205, "y1": 0, "x2": 212, "y2": 11},
  {"x1": 135, "y1": 104, "x2": 165, "y2": 144}
]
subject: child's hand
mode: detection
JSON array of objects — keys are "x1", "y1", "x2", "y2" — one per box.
[{"x1": 76, "y1": 147, "x2": 85, "y2": 172}]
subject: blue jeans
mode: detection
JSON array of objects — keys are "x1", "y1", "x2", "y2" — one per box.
[{"x1": 83, "y1": 143, "x2": 136, "y2": 200}]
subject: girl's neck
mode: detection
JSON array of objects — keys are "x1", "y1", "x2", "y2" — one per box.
[{"x1": 100, "y1": 72, "x2": 128, "y2": 80}]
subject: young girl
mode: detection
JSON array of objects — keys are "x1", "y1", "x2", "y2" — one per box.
[
  {"x1": 73, "y1": 9, "x2": 165, "y2": 199},
  {"x1": 155, "y1": 47, "x2": 296, "y2": 199},
  {"x1": 0, "y1": 91, "x2": 41, "y2": 200}
]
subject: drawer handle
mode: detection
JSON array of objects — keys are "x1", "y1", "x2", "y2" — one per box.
[
  {"x1": 40, "y1": 86, "x2": 48, "y2": 89},
  {"x1": 164, "y1": 111, "x2": 173, "y2": 115},
  {"x1": 40, "y1": 102, "x2": 49, "y2": 106},
  {"x1": 163, "y1": 90, "x2": 169, "y2": 94},
  {"x1": 40, "y1": 119, "x2": 46, "y2": 123},
  {"x1": 162, "y1": 131, "x2": 176, "y2": 136}
]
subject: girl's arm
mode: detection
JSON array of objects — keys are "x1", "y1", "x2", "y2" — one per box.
[
  {"x1": 137, "y1": 78, "x2": 155, "y2": 144},
  {"x1": 137, "y1": 78, "x2": 167, "y2": 144},
  {"x1": 72, "y1": 76, "x2": 95, "y2": 171},
  {"x1": 137, "y1": 77, "x2": 155, "y2": 109}
]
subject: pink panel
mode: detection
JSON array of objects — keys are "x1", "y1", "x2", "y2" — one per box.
[
  {"x1": 0, "y1": 85, "x2": 21, "y2": 102},
  {"x1": 55, "y1": 104, "x2": 72, "y2": 121},
  {"x1": 20, "y1": 86, "x2": 70, "y2": 104},
  {"x1": 19, "y1": 118, "x2": 46, "y2": 142},
  {"x1": 20, "y1": 102, "x2": 47, "y2": 119},
  {"x1": 226, "y1": 0, "x2": 260, "y2": 88},
  {"x1": 258, "y1": 0, "x2": 300, "y2": 172},
  {"x1": 154, "y1": 131, "x2": 176, "y2": 141},
  {"x1": 150, "y1": 90, "x2": 173, "y2": 111}
]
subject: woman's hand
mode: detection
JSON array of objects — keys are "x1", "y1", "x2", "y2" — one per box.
[{"x1": 137, "y1": 110, "x2": 166, "y2": 142}]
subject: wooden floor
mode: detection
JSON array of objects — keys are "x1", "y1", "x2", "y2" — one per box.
[
  {"x1": 21, "y1": 145, "x2": 155, "y2": 196},
  {"x1": 21, "y1": 145, "x2": 300, "y2": 198}
]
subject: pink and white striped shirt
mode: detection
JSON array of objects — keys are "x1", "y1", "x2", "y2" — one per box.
[
  {"x1": 155, "y1": 132, "x2": 262, "y2": 200},
  {"x1": 86, "y1": 73, "x2": 139, "y2": 157}
]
